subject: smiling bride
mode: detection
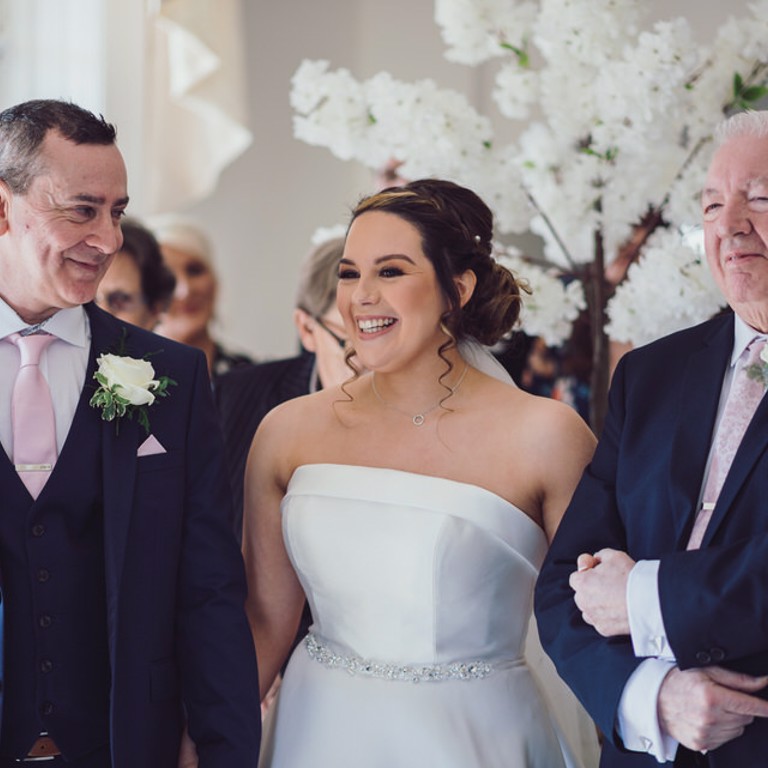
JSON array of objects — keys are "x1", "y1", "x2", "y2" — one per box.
[{"x1": 243, "y1": 178, "x2": 597, "y2": 767}]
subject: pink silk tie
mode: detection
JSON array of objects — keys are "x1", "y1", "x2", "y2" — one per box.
[
  {"x1": 687, "y1": 338, "x2": 767, "y2": 550},
  {"x1": 9, "y1": 332, "x2": 57, "y2": 499}
]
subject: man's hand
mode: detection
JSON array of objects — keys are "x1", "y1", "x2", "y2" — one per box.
[
  {"x1": 658, "y1": 666, "x2": 768, "y2": 753},
  {"x1": 569, "y1": 548, "x2": 635, "y2": 636}
]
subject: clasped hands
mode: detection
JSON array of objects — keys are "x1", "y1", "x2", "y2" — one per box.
[
  {"x1": 570, "y1": 549, "x2": 768, "y2": 753},
  {"x1": 569, "y1": 548, "x2": 632, "y2": 636}
]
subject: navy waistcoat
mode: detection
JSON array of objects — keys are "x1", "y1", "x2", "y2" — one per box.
[{"x1": 0, "y1": 393, "x2": 110, "y2": 761}]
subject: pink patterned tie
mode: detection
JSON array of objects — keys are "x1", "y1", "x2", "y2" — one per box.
[
  {"x1": 9, "y1": 332, "x2": 57, "y2": 499},
  {"x1": 687, "y1": 338, "x2": 767, "y2": 550}
]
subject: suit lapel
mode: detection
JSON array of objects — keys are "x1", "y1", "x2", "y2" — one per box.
[
  {"x1": 668, "y1": 317, "x2": 733, "y2": 547},
  {"x1": 85, "y1": 305, "x2": 139, "y2": 646}
]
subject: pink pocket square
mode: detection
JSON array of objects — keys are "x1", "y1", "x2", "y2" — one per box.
[{"x1": 137, "y1": 434, "x2": 167, "y2": 457}]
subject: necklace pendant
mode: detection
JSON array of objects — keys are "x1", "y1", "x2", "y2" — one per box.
[{"x1": 412, "y1": 414, "x2": 425, "y2": 426}]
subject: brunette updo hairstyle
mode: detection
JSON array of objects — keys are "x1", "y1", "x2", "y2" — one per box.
[{"x1": 349, "y1": 179, "x2": 523, "y2": 347}]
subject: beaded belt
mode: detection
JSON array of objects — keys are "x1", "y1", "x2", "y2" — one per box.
[{"x1": 305, "y1": 632, "x2": 500, "y2": 683}]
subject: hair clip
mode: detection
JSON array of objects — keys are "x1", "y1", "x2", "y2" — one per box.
[{"x1": 474, "y1": 235, "x2": 481, "y2": 244}]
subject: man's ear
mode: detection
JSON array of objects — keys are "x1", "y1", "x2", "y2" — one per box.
[
  {"x1": 294, "y1": 308, "x2": 318, "y2": 353},
  {"x1": 0, "y1": 181, "x2": 12, "y2": 236},
  {"x1": 454, "y1": 269, "x2": 477, "y2": 308}
]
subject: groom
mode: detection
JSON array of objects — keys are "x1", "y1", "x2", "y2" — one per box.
[
  {"x1": 535, "y1": 109, "x2": 768, "y2": 767},
  {"x1": 0, "y1": 100, "x2": 260, "y2": 766}
]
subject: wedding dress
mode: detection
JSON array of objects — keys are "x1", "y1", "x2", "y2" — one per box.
[{"x1": 259, "y1": 463, "x2": 595, "y2": 767}]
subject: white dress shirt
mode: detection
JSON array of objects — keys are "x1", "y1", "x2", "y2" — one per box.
[
  {"x1": 618, "y1": 315, "x2": 762, "y2": 762},
  {"x1": 0, "y1": 298, "x2": 91, "y2": 461}
]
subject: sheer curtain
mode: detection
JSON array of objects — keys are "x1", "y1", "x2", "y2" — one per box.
[
  {"x1": 143, "y1": 0, "x2": 252, "y2": 214},
  {"x1": 0, "y1": 0, "x2": 252, "y2": 217},
  {"x1": 0, "y1": 0, "x2": 106, "y2": 115}
]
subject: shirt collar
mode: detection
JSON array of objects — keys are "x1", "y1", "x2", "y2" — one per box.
[
  {"x1": 0, "y1": 297, "x2": 90, "y2": 348},
  {"x1": 732, "y1": 313, "x2": 767, "y2": 367}
]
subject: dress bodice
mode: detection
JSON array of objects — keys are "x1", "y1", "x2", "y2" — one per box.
[{"x1": 281, "y1": 463, "x2": 548, "y2": 666}]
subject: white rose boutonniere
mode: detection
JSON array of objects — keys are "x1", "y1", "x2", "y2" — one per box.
[
  {"x1": 745, "y1": 344, "x2": 768, "y2": 390},
  {"x1": 90, "y1": 353, "x2": 176, "y2": 433}
]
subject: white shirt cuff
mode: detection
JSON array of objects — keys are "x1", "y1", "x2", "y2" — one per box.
[
  {"x1": 627, "y1": 560, "x2": 675, "y2": 660},
  {"x1": 617, "y1": 658, "x2": 679, "y2": 763}
]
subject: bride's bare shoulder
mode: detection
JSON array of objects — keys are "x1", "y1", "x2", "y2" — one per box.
[
  {"x1": 474, "y1": 376, "x2": 595, "y2": 451},
  {"x1": 256, "y1": 381, "x2": 364, "y2": 443}
]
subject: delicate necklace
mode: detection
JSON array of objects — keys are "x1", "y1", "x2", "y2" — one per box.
[{"x1": 371, "y1": 364, "x2": 469, "y2": 426}]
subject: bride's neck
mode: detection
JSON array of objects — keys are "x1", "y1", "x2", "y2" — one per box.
[{"x1": 371, "y1": 352, "x2": 468, "y2": 404}]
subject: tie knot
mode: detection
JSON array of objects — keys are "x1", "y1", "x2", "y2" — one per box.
[
  {"x1": 9, "y1": 332, "x2": 55, "y2": 367},
  {"x1": 744, "y1": 338, "x2": 767, "y2": 369}
]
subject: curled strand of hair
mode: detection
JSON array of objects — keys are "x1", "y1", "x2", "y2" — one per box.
[
  {"x1": 436, "y1": 320, "x2": 458, "y2": 414},
  {"x1": 334, "y1": 345, "x2": 362, "y2": 417}
]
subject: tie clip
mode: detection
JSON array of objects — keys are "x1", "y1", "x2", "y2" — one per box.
[
  {"x1": 701, "y1": 502, "x2": 715, "y2": 511},
  {"x1": 15, "y1": 463, "x2": 53, "y2": 472}
]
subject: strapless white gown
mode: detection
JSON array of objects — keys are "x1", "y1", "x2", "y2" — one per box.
[{"x1": 260, "y1": 464, "x2": 597, "y2": 768}]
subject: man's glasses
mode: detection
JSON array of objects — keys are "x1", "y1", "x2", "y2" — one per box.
[{"x1": 313, "y1": 316, "x2": 347, "y2": 350}]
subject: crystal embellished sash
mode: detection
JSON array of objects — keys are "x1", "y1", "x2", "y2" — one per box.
[{"x1": 305, "y1": 632, "x2": 520, "y2": 683}]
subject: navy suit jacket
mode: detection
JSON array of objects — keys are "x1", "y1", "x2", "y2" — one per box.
[
  {"x1": 535, "y1": 312, "x2": 768, "y2": 767},
  {"x1": 215, "y1": 350, "x2": 315, "y2": 540},
  {"x1": 1, "y1": 303, "x2": 261, "y2": 767}
]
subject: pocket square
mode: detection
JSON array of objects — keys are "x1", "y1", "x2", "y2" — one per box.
[{"x1": 137, "y1": 434, "x2": 167, "y2": 457}]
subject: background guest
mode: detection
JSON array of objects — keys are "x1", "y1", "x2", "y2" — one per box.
[
  {"x1": 215, "y1": 234, "x2": 348, "y2": 538},
  {"x1": 95, "y1": 218, "x2": 175, "y2": 330},
  {"x1": 216, "y1": 234, "x2": 349, "y2": 718},
  {"x1": 150, "y1": 215, "x2": 254, "y2": 382}
]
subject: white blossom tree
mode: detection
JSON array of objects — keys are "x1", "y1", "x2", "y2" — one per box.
[{"x1": 290, "y1": 0, "x2": 768, "y2": 428}]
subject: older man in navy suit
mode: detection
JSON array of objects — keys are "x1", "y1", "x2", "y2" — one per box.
[
  {"x1": 535, "y1": 110, "x2": 768, "y2": 767},
  {"x1": 0, "y1": 100, "x2": 260, "y2": 767}
]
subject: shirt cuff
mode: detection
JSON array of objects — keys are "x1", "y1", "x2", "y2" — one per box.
[
  {"x1": 627, "y1": 559, "x2": 674, "y2": 660},
  {"x1": 617, "y1": 658, "x2": 679, "y2": 763}
]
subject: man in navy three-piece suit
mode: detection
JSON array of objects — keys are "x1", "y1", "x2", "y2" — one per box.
[
  {"x1": 536, "y1": 111, "x2": 768, "y2": 767},
  {"x1": 0, "y1": 100, "x2": 260, "y2": 766}
]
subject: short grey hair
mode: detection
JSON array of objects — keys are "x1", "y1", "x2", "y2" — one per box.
[
  {"x1": 0, "y1": 99, "x2": 116, "y2": 193},
  {"x1": 715, "y1": 110, "x2": 768, "y2": 147}
]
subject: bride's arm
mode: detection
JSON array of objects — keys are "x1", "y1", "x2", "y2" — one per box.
[
  {"x1": 535, "y1": 400, "x2": 596, "y2": 543},
  {"x1": 242, "y1": 405, "x2": 307, "y2": 701}
]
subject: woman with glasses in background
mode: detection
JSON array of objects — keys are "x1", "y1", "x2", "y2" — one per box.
[
  {"x1": 215, "y1": 235, "x2": 351, "y2": 539},
  {"x1": 96, "y1": 218, "x2": 176, "y2": 330}
]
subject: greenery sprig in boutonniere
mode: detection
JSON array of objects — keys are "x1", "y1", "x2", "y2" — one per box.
[
  {"x1": 90, "y1": 353, "x2": 176, "y2": 434},
  {"x1": 745, "y1": 344, "x2": 768, "y2": 389}
]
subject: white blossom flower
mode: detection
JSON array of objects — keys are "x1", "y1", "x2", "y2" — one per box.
[
  {"x1": 495, "y1": 245, "x2": 586, "y2": 347},
  {"x1": 434, "y1": 0, "x2": 537, "y2": 65},
  {"x1": 493, "y1": 63, "x2": 538, "y2": 120},
  {"x1": 605, "y1": 230, "x2": 725, "y2": 347}
]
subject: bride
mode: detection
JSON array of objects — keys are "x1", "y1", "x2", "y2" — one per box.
[{"x1": 243, "y1": 178, "x2": 597, "y2": 767}]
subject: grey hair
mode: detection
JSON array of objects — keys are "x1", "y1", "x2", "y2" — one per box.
[
  {"x1": 0, "y1": 99, "x2": 116, "y2": 193},
  {"x1": 715, "y1": 110, "x2": 768, "y2": 147},
  {"x1": 294, "y1": 236, "x2": 345, "y2": 317}
]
